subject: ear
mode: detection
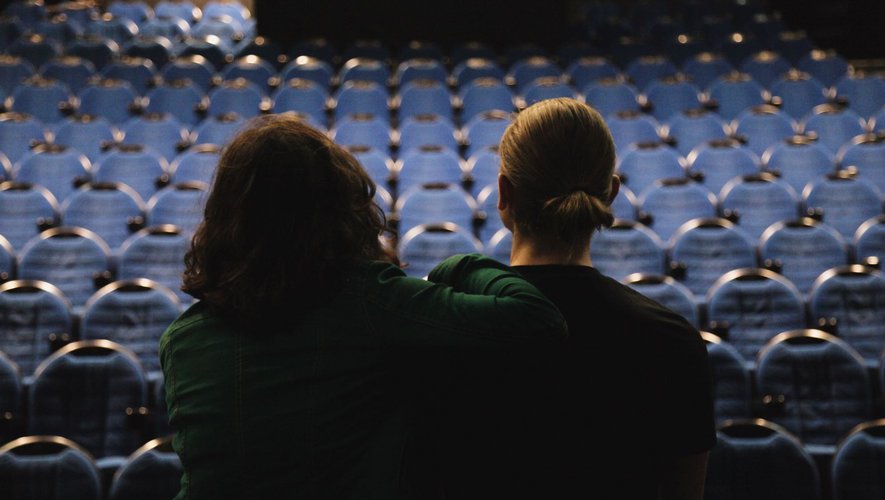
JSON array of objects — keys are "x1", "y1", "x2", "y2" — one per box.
[
  {"x1": 497, "y1": 173, "x2": 514, "y2": 211},
  {"x1": 606, "y1": 174, "x2": 621, "y2": 206}
]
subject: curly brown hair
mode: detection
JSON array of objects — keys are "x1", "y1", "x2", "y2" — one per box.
[{"x1": 182, "y1": 114, "x2": 393, "y2": 322}]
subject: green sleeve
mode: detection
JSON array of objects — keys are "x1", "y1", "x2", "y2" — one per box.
[{"x1": 366, "y1": 253, "x2": 568, "y2": 348}]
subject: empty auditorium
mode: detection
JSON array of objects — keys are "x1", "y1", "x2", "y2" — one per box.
[{"x1": 0, "y1": 0, "x2": 884, "y2": 499}]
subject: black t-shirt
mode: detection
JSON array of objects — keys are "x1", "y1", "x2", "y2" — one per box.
[{"x1": 437, "y1": 265, "x2": 717, "y2": 500}]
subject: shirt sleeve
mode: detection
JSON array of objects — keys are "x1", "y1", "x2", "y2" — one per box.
[{"x1": 364, "y1": 253, "x2": 569, "y2": 349}]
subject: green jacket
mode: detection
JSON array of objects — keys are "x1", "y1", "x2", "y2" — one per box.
[{"x1": 160, "y1": 254, "x2": 567, "y2": 500}]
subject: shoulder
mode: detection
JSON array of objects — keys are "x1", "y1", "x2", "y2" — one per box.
[{"x1": 159, "y1": 301, "x2": 228, "y2": 352}]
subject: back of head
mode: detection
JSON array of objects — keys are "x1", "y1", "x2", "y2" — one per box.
[
  {"x1": 499, "y1": 98, "x2": 617, "y2": 252},
  {"x1": 182, "y1": 114, "x2": 389, "y2": 323}
]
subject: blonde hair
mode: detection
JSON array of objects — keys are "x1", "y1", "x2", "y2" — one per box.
[{"x1": 499, "y1": 98, "x2": 617, "y2": 251}]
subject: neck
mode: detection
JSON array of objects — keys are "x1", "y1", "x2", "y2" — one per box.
[{"x1": 508, "y1": 229, "x2": 592, "y2": 267}]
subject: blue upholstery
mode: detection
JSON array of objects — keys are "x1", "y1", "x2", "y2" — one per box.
[
  {"x1": 80, "y1": 280, "x2": 181, "y2": 374},
  {"x1": 565, "y1": 56, "x2": 619, "y2": 90},
  {"x1": 708, "y1": 73, "x2": 767, "y2": 121},
  {"x1": 666, "y1": 109, "x2": 728, "y2": 157},
  {"x1": 801, "y1": 105, "x2": 867, "y2": 158},
  {"x1": 271, "y1": 78, "x2": 329, "y2": 127},
  {"x1": 17, "y1": 227, "x2": 110, "y2": 310},
  {"x1": 606, "y1": 111, "x2": 661, "y2": 155},
  {"x1": 637, "y1": 178, "x2": 718, "y2": 242},
  {"x1": 190, "y1": 113, "x2": 246, "y2": 147},
  {"x1": 645, "y1": 78, "x2": 703, "y2": 121},
  {"x1": 66, "y1": 36, "x2": 119, "y2": 72},
  {"x1": 459, "y1": 78, "x2": 515, "y2": 124},
  {"x1": 756, "y1": 331, "x2": 872, "y2": 448},
  {"x1": 803, "y1": 172, "x2": 882, "y2": 239},
  {"x1": 475, "y1": 183, "x2": 502, "y2": 243},
  {"x1": 0, "y1": 55, "x2": 35, "y2": 96},
  {"x1": 465, "y1": 148, "x2": 500, "y2": 199},
  {"x1": 139, "y1": 16, "x2": 190, "y2": 44},
  {"x1": 100, "y1": 57, "x2": 157, "y2": 96},
  {"x1": 611, "y1": 184, "x2": 639, "y2": 222},
  {"x1": 338, "y1": 58, "x2": 390, "y2": 88},
  {"x1": 221, "y1": 56, "x2": 276, "y2": 95},
  {"x1": 681, "y1": 52, "x2": 734, "y2": 91},
  {"x1": 394, "y1": 58, "x2": 448, "y2": 87},
  {"x1": 0, "y1": 280, "x2": 72, "y2": 377},
  {"x1": 759, "y1": 218, "x2": 849, "y2": 295},
  {"x1": 0, "y1": 182, "x2": 58, "y2": 251},
  {"x1": 734, "y1": 106, "x2": 798, "y2": 158},
  {"x1": 0, "y1": 350, "x2": 21, "y2": 442},
  {"x1": 60, "y1": 183, "x2": 145, "y2": 250},
  {"x1": 29, "y1": 340, "x2": 150, "y2": 458},
  {"x1": 624, "y1": 55, "x2": 678, "y2": 91},
  {"x1": 144, "y1": 81, "x2": 207, "y2": 126},
  {"x1": 705, "y1": 420, "x2": 822, "y2": 500},
  {"x1": 854, "y1": 215, "x2": 885, "y2": 266},
  {"x1": 155, "y1": 1, "x2": 201, "y2": 26},
  {"x1": 121, "y1": 114, "x2": 189, "y2": 164},
  {"x1": 8, "y1": 77, "x2": 71, "y2": 124},
  {"x1": 394, "y1": 147, "x2": 465, "y2": 197},
  {"x1": 451, "y1": 57, "x2": 504, "y2": 88},
  {"x1": 624, "y1": 273, "x2": 699, "y2": 327},
  {"x1": 762, "y1": 136, "x2": 835, "y2": 196},
  {"x1": 108, "y1": 0, "x2": 153, "y2": 26},
  {"x1": 668, "y1": 218, "x2": 758, "y2": 300},
  {"x1": 40, "y1": 56, "x2": 96, "y2": 94},
  {"x1": 740, "y1": 50, "x2": 792, "y2": 88},
  {"x1": 702, "y1": 333, "x2": 753, "y2": 424},
  {"x1": 206, "y1": 79, "x2": 266, "y2": 120},
  {"x1": 591, "y1": 221, "x2": 667, "y2": 281},
  {"x1": 686, "y1": 138, "x2": 760, "y2": 196},
  {"x1": 176, "y1": 37, "x2": 229, "y2": 72},
  {"x1": 808, "y1": 266, "x2": 885, "y2": 367},
  {"x1": 93, "y1": 144, "x2": 168, "y2": 203},
  {"x1": 394, "y1": 183, "x2": 476, "y2": 238},
  {"x1": 461, "y1": 111, "x2": 510, "y2": 157},
  {"x1": 108, "y1": 437, "x2": 182, "y2": 500},
  {"x1": 118, "y1": 225, "x2": 190, "y2": 304},
  {"x1": 835, "y1": 73, "x2": 885, "y2": 119},
  {"x1": 160, "y1": 55, "x2": 217, "y2": 93},
  {"x1": 52, "y1": 116, "x2": 118, "y2": 164},
  {"x1": 838, "y1": 135, "x2": 885, "y2": 197},
  {"x1": 13, "y1": 145, "x2": 91, "y2": 204},
  {"x1": 349, "y1": 145, "x2": 392, "y2": 188},
  {"x1": 0, "y1": 437, "x2": 103, "y2": 500},
  {"x1": 797, "y1": 50, "x2": 849, "y2": 88},
  {"x1": 831, "y1": 420, "x2": 885, "y2": 500},
  {"x1": 169, "y1": 145, "x2": 220, "y2": 185},
  {"x1": 706, "y1": 268, "x2": 807, "y2": 363},
  {"x1": 397, "y1": 115, "x2": 458, "y2": 153},
  {"x1": 331, "y1": 114, "x2": 391, "y2": 152},
  {"x1": 0, "y1": 112, "x2": 45, "y2": 164},
  {"x1": 616, "y1": 142, "x2": 686, "y2": 195},
  {"x1": 770, "y1": 72, "x2": 829, "y2": 121},
  {"x1": 484, "y1": 228, "x2": 512, "y2": 266},
  {"x1": 396, "y1": 79, "x2": 454, "y2": 123},
  {"x1": 521, "y1": 78, "x2": 578, "y2": 107},
  {"x1": 8, "y1": 35, "x2": 60, "y2": 72},
  {"x1": 77, "y1": 78, "x2": 138, "y2": 124},
  {"x1": 719, "y1": 173, "x2": 800, "y2": 241},
  {"x1": 145, "y1": 182, "x2": 209, "y2": 237},
  {"x1": 279, "y1": 56, "x2": 334, "y2": 91},
  {"x1": 582, "y1": 79, "x2": 642, "y2": 117},
  {"x1": 397, "y1": 223, "x2": 483, "y2": 278},
  {"x1": 507, "y1": 56, "x2": 561, "y2": 94},
  {"x1": 333, "y1": 80, "x2": 390, "y2": 124}
]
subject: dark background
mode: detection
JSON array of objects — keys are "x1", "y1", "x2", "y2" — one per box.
[{"x1": 253, "y1": 0, "x2": 885, "y2": 61}]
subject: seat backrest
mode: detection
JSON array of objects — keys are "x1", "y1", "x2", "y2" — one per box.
[
  {"x1": 0, "y1": 181, "x2": 58, "y2": 251},
  {"x1": 705, "y1": 419, "x2": 821, "y2": 500},
  {"x1": 624, "y1": 272, "x2": 699, "y2": 327},
  {"x1": 719, "y1": 172, "x2": 800, "y2": 241},
  {"x1": 393, "y1": 182, "x2": 476, "y2": 239},
  {"x1": 169, "y1": 144, "x2": 221, "y2": 185},
  {"x1": 17, "y1": 227, "x2": 111, "y2": 310},
  {"x1": 118, "y1": 225, "x2": 190, "y2": 304},
  {"x1": 668, "y1": 217, "x2": 758, "y2": 300},
  {"x1": 0, "y1": 435, "x2": 103, "y2": 500},
  {"x1": 759, "y1": 218, "x2": 849, "y2": 295},
  {"x1": 637, "y1": 178, "x2": 718, "y2": 243},
  {"x1": 756, "y1": 329, "x2": 872, "y2": 447},
  {"x1": 854, "y1": 214, "x2": 885, "y2": 268},
  {"x1": 706, "y1": 267, "x2": 807, "y2": 363},
  {"x1": 397, "y1": 222, "x2": 483, "y2": 278},
  {"x1": 616, "y1": 142, "x2": 687, "y2": 195},
  {"x1": 29, "y1": 339, "x2": 149, "y2": 458},
  {"x1": 0, "y1": 350, "x2": 22, "y2": 442},
  {"x1": 761, "y1": 135, "x2": 836, "y2": 196},
  {"x1": 145, "y1": 181, "x2": 209, "y2": 238},
  {"x1": 831, "y1": 419, "x2": 885, "y2": 500},
  {"x1": 592, "y1": 220, "x2": 667, "y2": 282},
  {"x1": 393, "y1": 146, "x2": 465, "y2": 198},
  {"x1": 686, "y1": 138, "x2": 760, "y2": 197},
  {"x1": 13, "y1": 144, "x2": 91, "y2": 205},
  {"x1": 108, "y1": 436, "x2": 182, "y2": 500},
  {"x1": 808, "y1": 265, "x2": 885, "y2": 367},
  {"x1": 701, "y1": 332, "x2": 753, "y2": 424},
  {"x1": 60, "y1": 182, "x2": 145, "y2": 250},
  {"x1": 80, "y1": 279, "x2": 181, "y2": 374},
  {"x1": 665, "y1": 109, "x2": 728, "y2": 157},
  {"x1": 802, "y1": 171, "x2": 882, "y2": 240},
  {"x1": 0, "y1": 279, "x2": 73, "y2": 377}
]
